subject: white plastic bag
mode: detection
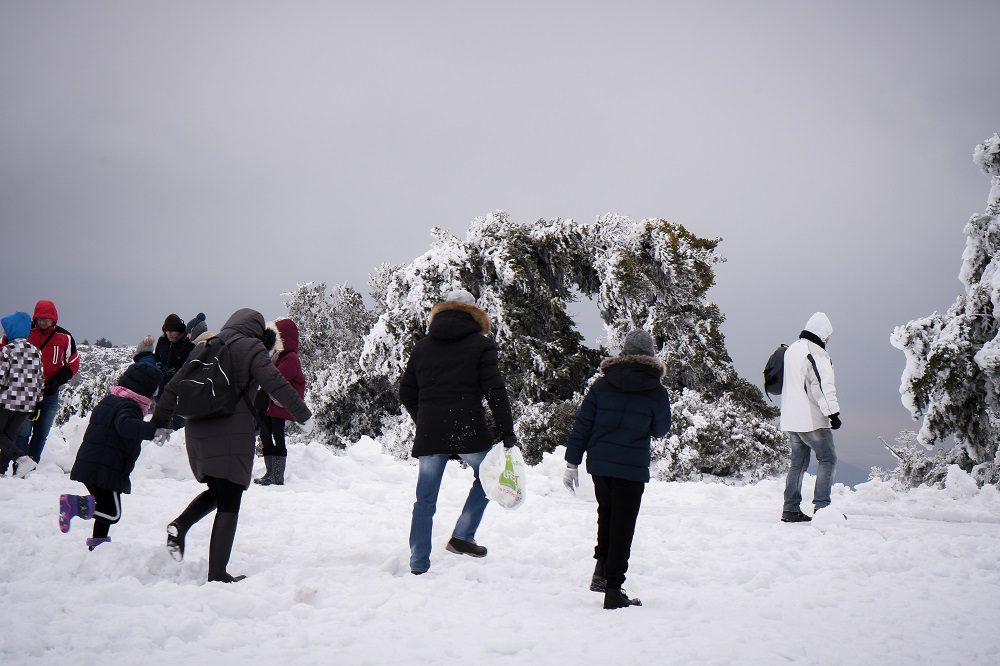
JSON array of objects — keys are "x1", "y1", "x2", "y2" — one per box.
[{"x1": 481, "y1": 443, "x2": 527, "y2": 509}]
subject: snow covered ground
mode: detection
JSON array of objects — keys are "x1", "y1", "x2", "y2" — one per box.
[{"x1": 2, "y1": 417, "x2": 1000, "y2": 665}]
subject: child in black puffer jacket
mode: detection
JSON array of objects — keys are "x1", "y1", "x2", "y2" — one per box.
[{"x1": 59, "y1": 363, "x2": 165, "y2": 550}]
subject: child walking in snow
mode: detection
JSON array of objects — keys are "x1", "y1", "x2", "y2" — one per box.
[
  {"x1": 0, "y1": 311, "x2": 45, "y2": 478},
  {"x1": 59, "y1": 363, "x2": 166, "y2": 550}
]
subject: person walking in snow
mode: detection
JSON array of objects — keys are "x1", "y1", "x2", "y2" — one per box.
[
  {"x1": 0, "y1": 312, "x2": 45, "y2": 479},
  {"x1": 563, "y1": 328, "x2": 672, "y2": 610},
  {"x1": 253, "y1": 318, "x2": 305, "y2": 487},
  {"x1": 14, "y1": 299, "x2": 80, "y2": 466},
  {"x1": 153, "y1": 313, "x2": 195, "y2": 430},
  {"x1": 779, "y1": 312, "x2": 841, "y2": 523},
  {"x1": 59, "y1": 363, "x2": 167, "y2": 550},
  {"x1": 399, "y1": 289, "x2": 517, "y2": 575},
  {"x1": 153, "y1": 308, "x2": 312, "y2": 583}
]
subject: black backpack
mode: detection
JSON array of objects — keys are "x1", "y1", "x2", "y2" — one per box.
[
  {"x1": 762, "y1": 343, "x2": 788, "y2": 401},
  {"x1": 172, "y1": 337, "x2": 249, "y2": 420}
]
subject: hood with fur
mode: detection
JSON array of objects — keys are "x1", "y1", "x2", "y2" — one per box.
[
  {"x1": 599, "y1": 354, "x2": 667, "y2": 393},
  {"x1": 272, "y1": 318, "x2": 299, "y2": 353},
  {"x1": 428, "y1": 301, "x2": 491, "y2": 340}
]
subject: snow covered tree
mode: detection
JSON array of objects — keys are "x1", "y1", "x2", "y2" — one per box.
[
  {"x1": 891, "y1": 134, "x2": 1000, "y2": 486},
  {"x1": 358, "y1": 212, "x2": 785, "y2": 478},
  {"x1": 284, "y1": 282, "x2": 397, "y2": 448}
]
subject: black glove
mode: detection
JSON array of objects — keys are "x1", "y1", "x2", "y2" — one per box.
[
  {"x1": 829, "y1": 413, "x2": 842, "y2": 430},
  {"x1": 503, "y1": 433, "x2": 520, "y2": 449}
]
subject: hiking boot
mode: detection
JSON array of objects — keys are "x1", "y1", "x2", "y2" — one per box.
[
  {"x1": 86, "y1": 537, "x2": 111, "y2": 551},
  {"x1": 59, "y1": 494, "x2": 96, "y2": 533},
  {"x1": 590, "y1": 561, "x2": 607, "y2": 593},
  {"x1": 446, "y1": 537, "x2": 487, "y2": 558},
  {"x1": 14, "y1": 456, "x2": 37, "y2": 479},
  {"x1": 604, "y1": 587, "x2": 642, "y2": 610},
  {"x1": 781, "y1": 510, "x2": 812, "y2": 523}
]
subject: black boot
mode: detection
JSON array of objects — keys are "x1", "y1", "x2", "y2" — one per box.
[
  {"x1": 604, "y1": 587, "x2": 642, "y2": 610},
  {"x1": 263, "y1": 456, "x2": 286, "y2": 486},
  {"x1": 167, "y1": 491, "x2": 217, "y2": 562},
  {"x1": 207, "y1": 511, "x2": 246, "y2": 583},
  {"x1": 253, "y1": 456, "x2": 273, "y2": 485},
  {"x1": 590, "y1": 561, "x2": 607, "y2": 593}
]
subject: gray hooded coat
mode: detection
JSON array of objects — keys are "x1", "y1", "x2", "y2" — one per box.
[{"x1": 154, "y1": 308, "x2": 312, "y2": 488}]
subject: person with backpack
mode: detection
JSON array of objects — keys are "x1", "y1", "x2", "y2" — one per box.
[
  {"x1": 15, "y1": 300, "x2": 80, "y2": 465},
  {"x1": 778, "y1": 312, "x2": 841, "y2": 523},
  {"x1": 153, "y1": 308, "x2": 312, "y2": 583},
  {"x1": 59, "y1": 363, "x2": 167, "y2": 550},
  {"x1": 562, "y1": 328, "x2": 672, "y2": 610},
  {"x1": 0, "y1": 311, "x2": 45, "y2": 478},
  {"x1": 253, "y1": 318, "x2": 305, "y2": 487},
  {"x1": 399, "y1": 289, "x2": 517, "y2": 576}
]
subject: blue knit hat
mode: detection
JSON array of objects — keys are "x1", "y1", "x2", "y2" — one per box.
[{"x1": 1, "y1": 311, "x2": 32, "y2": 340}]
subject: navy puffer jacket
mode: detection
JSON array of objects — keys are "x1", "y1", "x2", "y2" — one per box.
[
  {"x1": 565, "y1": 354, "x2": 672, "y2": 482},
  {"x1": 70, "y1": 364, "x2": 162, "y2": 493}
]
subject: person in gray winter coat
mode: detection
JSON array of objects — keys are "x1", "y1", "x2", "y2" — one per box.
[{"x1": 153, "y1": 308, "x2": 312, "y2": 583}]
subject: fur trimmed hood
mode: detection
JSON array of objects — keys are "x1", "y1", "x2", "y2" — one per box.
[
  {"x1": 428, "y1": 301, "x2": 491, "y2": 336},
  {"x1": 265, "y1": 320, "x2": 284, "y2": 354},
  {"x1": 600, "y1": 354, "x2": 667, "y2": 378}
]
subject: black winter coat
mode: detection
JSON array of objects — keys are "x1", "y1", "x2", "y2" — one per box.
[
  {"x1": 70, "y1": 395, "x2": 157, "y2": 493},
  {"x1": 400, "y1": 302, "x2": 514, "y2": 458},
  {"x1": 153, "y1": 335, "x2": 194, "y2": 392},
  {"x1": 565, "y1": 355, "x2": 672, "y2": 483}
]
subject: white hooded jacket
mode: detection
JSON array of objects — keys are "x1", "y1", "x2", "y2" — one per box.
[{"x1": 779, "y1": 312, "x2": 840, "y2": 433}]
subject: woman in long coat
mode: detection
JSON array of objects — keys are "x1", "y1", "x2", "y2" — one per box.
[{"x1": 154, "y1": 308, "x2": 311, "y2": 583}]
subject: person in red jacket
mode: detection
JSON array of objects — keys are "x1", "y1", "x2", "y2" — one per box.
[
  {"x1": 253, "y1": 318, "x2": 305, "y2": 486},
  {"x1": 16, "y1": 300, "x2": 80, "y2": 464}
]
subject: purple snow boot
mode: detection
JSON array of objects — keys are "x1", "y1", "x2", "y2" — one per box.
[
  {"x1": 86, "y1": 537, "x2": 111, "y2": 551},
  {"x1": 59, "y1": 494, "x2": 96, "y2": 533}
]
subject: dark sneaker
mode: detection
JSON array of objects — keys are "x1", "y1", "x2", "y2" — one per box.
[
  {"x1": 781, "y1": 510, "x2": 812, "y2": 523},
  {"x1": 446, "y1": 537, "x2": 487, "y2": 558},
  {"x1": 604, "y1": 587, "x2": 642, "y2": 610}
]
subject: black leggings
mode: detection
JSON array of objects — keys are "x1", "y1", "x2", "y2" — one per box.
[
  {"x1": 205, "y1": 476, "x2": 244, "y2": 513},
  {"x1": 259, "y1": 413, "x2": 287, "y2": 457},
  {"x1": 86, "y1": 484, "x2": 122, "y2": 539}
]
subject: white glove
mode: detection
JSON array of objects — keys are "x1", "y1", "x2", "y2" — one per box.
[{"x1": 563, "y1": 464, "x2": 579, "y2": 494}]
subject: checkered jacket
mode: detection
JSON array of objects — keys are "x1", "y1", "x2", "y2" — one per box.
[{"x1": 0, "y1": 339, "x2": 45, "y2": 412}]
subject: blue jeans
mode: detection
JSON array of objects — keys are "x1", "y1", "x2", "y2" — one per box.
[
  {"x1": 409, "y1": 450, "x2": 490, "y2": 573},
  {"x1": 16, "y1": 388, "x2": 61, "y2": 463},
  {"x1": 783, "y1": 428, "x2": 837, "y2": 512}
]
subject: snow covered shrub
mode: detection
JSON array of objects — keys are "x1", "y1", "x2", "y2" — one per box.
[
  {"x1": 284, "y1": 282, "x2": 397, "y2": 448},
  {"x1": 56, "y1": 345, "x2": 134, "y2": 425},
  {"x1": 891, "y1": 134, "x2": 1000, "y2": 486}
]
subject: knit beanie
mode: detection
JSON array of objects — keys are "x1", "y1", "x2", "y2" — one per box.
[
  {"x1": 118, "y1": 363, "x2": 164, "y2": 399},
  {"x1": 162, "y1": 313, "x2": 186, "y2": 334},
  {"x1": 621, "y1": 329, "x2": 656, "y2": 357},
  {"x1": 134, "y1": 335, "x2": 155, "y2": 358},
  {"x1": 1, "y1": 311, "x2": 32, "y2": 340},
  {"x1": 186, "y1": 312, "x2": 207, "y2": 340},
  {"x1": 445, "y1": 289, "x2": 476, "y2": 305}
]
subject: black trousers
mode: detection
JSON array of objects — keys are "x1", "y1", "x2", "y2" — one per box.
[
  {"x1": 258, "y1": 413, "x2": 287, "y2": 457},
  {"x1": 0, "y1": 409, "x2": 28, "y2": 469},
  {"x1": 85, "y1": 483, "x2": 121, "y2": 539},
  {"x1": 592, "y1": 475, "x2": 645, "y2": 589}
]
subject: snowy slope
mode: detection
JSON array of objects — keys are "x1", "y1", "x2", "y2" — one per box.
[{"x1": 2, "y1": 419, "x2": 999, "y2": 665}]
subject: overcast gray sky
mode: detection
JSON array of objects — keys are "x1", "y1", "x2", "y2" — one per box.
[{"x1": 2, "y1": 1, "x2": 998, "y2": 475}]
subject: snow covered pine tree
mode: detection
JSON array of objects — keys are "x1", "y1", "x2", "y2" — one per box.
[{"x1": 891, "y1": 134, "x2": 1000, "y2": 487}]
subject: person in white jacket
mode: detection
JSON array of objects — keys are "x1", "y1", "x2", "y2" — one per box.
[{"x1": 779, "y1": 312, "x2": 841, "y2": 522}]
